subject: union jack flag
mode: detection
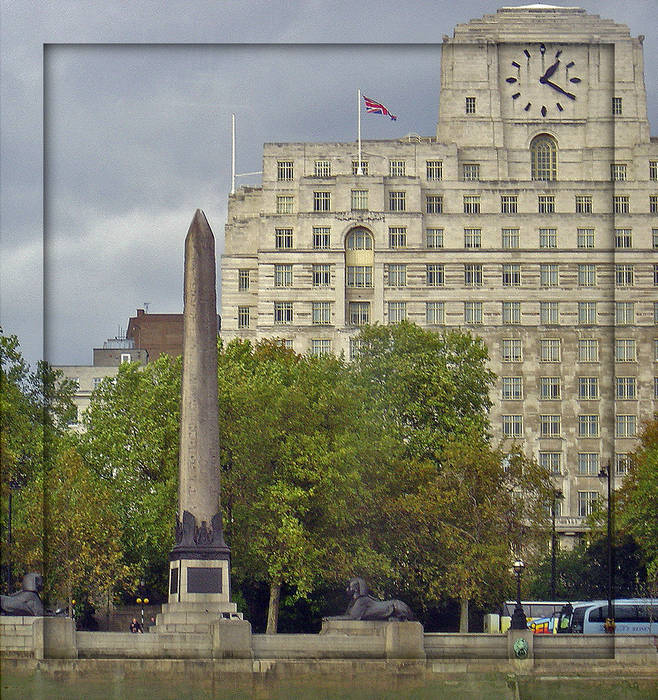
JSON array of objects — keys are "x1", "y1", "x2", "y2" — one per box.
[{"x1": 363, "y1": 96, "x2": 397, "y2": 120}]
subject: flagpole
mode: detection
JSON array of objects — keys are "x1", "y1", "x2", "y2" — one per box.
[
  {"x1": 357, "y1": 89, "x2": 362, "y2": 175},
  {"x1": 231, "y1": 113, "x2": 236, "y2": 195}
]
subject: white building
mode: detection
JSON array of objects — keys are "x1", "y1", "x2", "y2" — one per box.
[{"x1": 221, "y1": 5, "x2": 657, "y2": 543}]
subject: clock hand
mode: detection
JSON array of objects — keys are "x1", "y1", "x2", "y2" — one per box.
[
  {"x1": 540, "y1": 60, "x2": 560, "y2": 82},
  {"x1": 541, "y1": 79, "x2": 576, "y2": 100}
]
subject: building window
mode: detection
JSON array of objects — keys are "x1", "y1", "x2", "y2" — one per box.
[
  {"x1": 275, "y1": 228, "x2": 293, "y2": 249},
  {"x1": 502, "y1": 339, "x2": 522, "y2": 362},
  {"x1": 349, "y1": 302, "x2": 370, "y2": 326},
  {"x1": 426, "y1": 228, "x2": 444, "y2": 248},
  {"x1": 655, "y1": 376, "x2": 658, "y2": 398},
  {"x1": 310, "y1": 339, "x2": 331, "y2": 356},
  {"x1": 352, "y1": 160, "x2": 368, "y2": 175},
  {"x1": 540, "y1": 415, "x2": 561, "y2": 438},
  {"x1": 464, "y1": 264, "x2": 483, "y2": 287},
  {"x1": 312, "y1": 301, "x2": 331, "y2": 325},
  {"x1": 313, "y1": 191, "x2": 331, "y2": 212},
  {"x1": 616, "y1": 377, "x2": 637, "y2": 400},
  {"x1": 502, "y1": 301, "x2": 521, "y2": 324},
  {"x1": 274, "y1": 263, "x2": 293, "y2": 287},
  {"x1": 501, "y1": 195, "x2": 517, "y2": 213},
  {"x1": 119, "y1": 353, "x2": 132, "y2": 365},
  {"x1": 502, "y1": 415, "x2": 523, "y2": 438},
  {"x1": 238, "y1": 269, "x2": 250, "y2": 291},
  {"x1": 577, "y1": 228, "x2": 595, "y2": 248},
  {"x1": 92, "y1": 377, "x2": 103, "y2": 390},
  {"x1": 578, "y1": 454, "x2": 599, "y2": 476},
  {"x1": 540, "y1": 302, "x2": 559, "y2": 325},
  {"x1": 464, "y1": 228, "x2": 481, "y2": 248},
  {"x1": 426, "y1": 195, "x2": 443, "y2": 214},
  {"x1": 276, "y1": 196, "x2": 293, "y2": 214},
  {"x1": 502, "y1": 229, "x2": 519, "y2": 249},
  {"x1": 389, "y1": 191, "x2": 406, "y2": 211},
  {"x1": 540, "y1": 339, "x2": 561, "y2": 362},
  {"x1": 389, "y1": 227, "x2": 407, "y2": 248},
  {"x1": 277, "y1": 161, "x2": 294, "y2": 180},
  {"x1": 614, "y1": 195, "x2": 630, "y2": 214},
  {"x1": 314, "y1": 160, "x2": 331, "y2": 177},
  {"x1": 654, "y1": 264, "x2": 658, "y2": 286},
  {"x1": 540, "y1": 452, "x2": 562, "y2": 475},
  {"x1": 426, "y1": 264, "x2": 444, "y2": 287},
  {"x1": 274, "y1": 302, "x2": 293, "y2": 324},
  {"x1": 464, "y1": 301, "x2": 483, "y2": 324},
  {"x1": 575, "y1": 195, "x2": 592, "y2": 213},
  {"x1": 615, "y1": 302, "x2": 634, "y2": 325},
  {"x1": 578, "y1": 301, "x2": 597, "y2": 325},
  {"x1": 539, "y1": 228, "x2": 557, "y2": 248},
  {"x1": 388, "y1": 264, "x2": 407, "y2": 287},
  {"x1": 237, "y1": 306, "x2": 250, "y2": 329},
  {"x1": 615, "y1": 453, "x2": 630, "y2": 475},
  {"x1": 426, "y1": 160, "x2": 442, "y2": 180},
  {"x1": 578, "y1": 492, "x2": 599, "y2": 518},
  {"x1": 612, "y1": 97, "x2": 622, "y2": 115},
  {"x1": 540, "y1": 263, "x2": 559, "y2": 287},
  {"x1": 578, "y1": 414, "x2": 599, "y2": 438},
  {"x1": 388, "y1": 301, "x2": 407, "y2": 323},
  {"x1": 346, "y1": 266, "x2": 373, "y2": 288},
  {"x1": 531, "y1": 135, "x2": 558, "y2": 181},
  {"x1": 654, "y1": 302, "x2": 658, "y2": 325},
  {"x1": 502, "y1": 376, "x2": 523, "y2": 400},
  {"x1": 655, "y1": 230, "x2": 658, "y2": 248},
  {"x1": 616, "y1": 415, "x2": 637, "y2": 438},
  {"x1": 502, "y1": 264, "x2": 521, "y2": 287},
  {"x1": 650, "y1": 195, "x2": 658, "y2": 213},
  {"x1": 615, "y1": 339, "x2": 636, "y2": 362},
  {"x1": 463, "y1": 195, "x2": 480, "y2": 214},
  {"x1": 351, "y1": 189, "x2": 368, "y2": 211},
  {"x1": 578, "y1": 377, "x2": 599, "y2": 400},
  {"x1": 389, "y1": 160, "x2": 406, "y2": 177},
  {"x1": 578, "y1": 264, "x2": 596, "y2": 287},
  {"x1": 463, "y1": 163, "x2": 480, "y2": 181},
  {"x1": 312, "y1": 264, "x2": 331, "y2": 287},
  {"x1": 426, "y1": 301, "x2": 445, "y2": 325},
  {"x1": 611, "y1": 163, "x2": 627, "y2": 181},
  {"x1": 615, "y1": 264, "x2": 634, "y2": 287},
  {"x1": 650, "y1": 161, "x2": 658, "y2": 181},
  {"x1": 578, "y1": 339, "x2": 599, "y2": 363},
  {"x1": 346, "y1": 228, "x2": 373, "y2": 250},
  {"x1": 349, "y1": 338, "x2": 363, "y2": 359},
  {"x1": 615, "y1": 229, "x2": 632, "y2": 248},
  {"x1": 465, "y1": 96, "x2": 476, "y2": 114},
  {"x1": 540, "y1": 376, "x2": 561, "y2": 400},
  {"x1": 313, "y1": 227, "x2": 330, "y2": 249},
  {"x1": 538, "y1": 195, "x2": 555, "y2": 214}
]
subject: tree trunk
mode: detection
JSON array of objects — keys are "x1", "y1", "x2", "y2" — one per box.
[
  {"x1": 265, "y1": 581, "x2": 281, "y2": 634},
  {"x1": 459, "y1": 597, "x2": 469, "y2": 633}
]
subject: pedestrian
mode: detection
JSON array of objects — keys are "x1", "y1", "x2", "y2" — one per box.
[{"x1": 130, "y1": 617, "x2": 143, "y2": 633}]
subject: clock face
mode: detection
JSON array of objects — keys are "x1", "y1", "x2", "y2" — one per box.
[{"x1": 505, "y1": 43, "x2": 582, "y2": 117}]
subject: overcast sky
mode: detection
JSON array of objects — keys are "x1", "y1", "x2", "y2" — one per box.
[{"x1": 1, "y1": 1, "x2": 657, "y2": 367}]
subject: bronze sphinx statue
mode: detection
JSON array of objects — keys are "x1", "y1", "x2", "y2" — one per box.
[
  {"x1": 1, "y1": 572, "x2": 44, "y2": 616},
  {"x1": 329, "y1": 577, "x2": 414, "y2": 622}
]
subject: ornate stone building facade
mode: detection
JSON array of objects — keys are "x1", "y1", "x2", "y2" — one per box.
[{"x1": 221, "y1": 5, "x2": 657, "y2": 542}]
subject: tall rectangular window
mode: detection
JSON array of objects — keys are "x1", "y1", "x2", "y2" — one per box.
[
  {"x1": 346, "y1": 266, "x2": 372, "y2": 288},
  {"x1": 540, "y1": 452, "x2": 562, "y2": 475},
  {"x1": 578, "y1": 377, "x2": 599, "y2": 400},
  {"x1": 426, "y1": 264, "x2": 444, "y2": 287},
  {"x1": 312, "y1": 264, "x2": 331, "y2": 287},
  {"x1": 349, "y1": 302, "x2": 370, "y2": 326},
  {"x1": 578, "y1": 454, "x2": 599, "y2": 476},
  {"x1": 615, "y1": 229, "x2": 632, "y2": 248},
  {"x1": 389, "y1": 160, "x2": 406, "y2": 177},
  {"x1": 351, "y1": 189, "x2": 368, "y2": 210},
  {"x1": 349, "y1": 338, "x2": 363, "y2": 360},
  {"x1": 540, "y1": 415, "x2": 561, "y2": 438},
  {"x1": 388, "y1": 264, "x2": 407, "y2": 287},
  {"x1": 312, "y1": 227, "x2": 330, "y2": 249},
  {"x1": 465, "y1": 96, "x2": 476, "y2": 114},
  {"x1": 502, "y1": 264, "x2": 521, "y2": 287},
  {"x1": 616, "y1": 453, "x2": 631, "y2": 475},
  {"x1": 578, "y1": 339, "x2": 599, "y2": 362},
  {"x1": 352, "y1": 160, "x2": 368, "y2": 175},
  {"x1": 388, "y1": 227, "x2": 407, "y2": 248},
  {"x1": 501, "y1": 195, "x2": 518, "y2": 214},
  {"x1": 577, "y1": 228, "x2": 595, "y2": 248},
  {"x1": 502, "y1": 415, "x2": 523, "y2": 438},
  {"x1": 426, "y1": 160, "x2": 443, "y2": 180},
  {"x1": 277, "y1": 161, "x2": 294, "y2": 180},
  {"x1": 237, "y1": 306, "x2": 250, "y2": 329},
  {"x1": 611, "y1": 163, "x2": 627, "y2": 181},
  {"x1": 310, "y1": 339, "x2": 331, "y2": 356},
  {"x1": 464, "y1": 301, "x2": 483, "y2": 324},
  {"x1": 274, "y1": 301, "x2": 293, "y2": 324},
  {"x1": 650, "y1": 161, "x2": 658, "y2": 181},
  {"x1": 612, "y1": 97, "x2": 622, "y2": 115},
  {"x1": 578, "y1": 491, "x2": 599, "y2": 517},
  {"x1": 276, "y1": 195, "x2": 293, "y2": 214},
  {"x1": 502, "y1": 229, "x2": 519, "y2": 249},
  {"x1": 540, "y1": 302, "x2": 559, "y2": 325},
  {"x1": 654, "y1": 264, "x2": 658, "y2": 286},
  {"x1": 540, "y1": 339, "x2": 561, "y2": 362},
  {"x1": 539, "y1": 228, "x2": 557, "y2": 248},
  {"x1": 274, "y1": 263, "x2": 292, "y2": 287},
  {"x1": 502, "y1": 376, "x2": 523, "y2": 400},
  {"x1": 650, "y1": 195, "x2": 658, "y2": 213},
  {"x1": 615, "y1": 264, "x2": 634, "y2": 287},
  {"x1": 578, "y1": 301, "x2": 597, "y2": 325},
  {"x1": 426, "y1": 301, "x2": 445, "y2": 325},
  {"x1": 275, "y1": 228, "x2": 293, "y2": 249},
  {"x1": 616, "y1": 377, "x2": 637, "y2": 400},
  {"x1": 614, "y1": 195, "x2": 630, "y2": 214},
  {"x1": 238, "y1": 269, "x2": 250, "y2": 291},
  {"x1": 538, "y1": 195, "x2": 555, "y2": 214},
  {"x1": 389, "y1": 191, "x2": 406, "y2": 211},
  {"x1": 463, "y1": 163, "x2": 480, "y2": 181},
  {"x1": 313, "y1": 191, "x2": 331, "y2": 211},
  {"x1": 426, "y1": 228, "x2": 444, "y2": 248},
  {"x1": 578, "y1": 264, "x2": 596, "y2": 287},
  {"x1": 314, "y1": 160, "x2": 331, "y2": 177},
  {"x1": 575, "y1": 195, "x2": 592, "y2": 213},
  {"x1": 502, "y1": 339, "x2": 522, "y2": 362},
  {"x1": 540, "y1": 376, "x2": 561, "y2": 400},
  {"x1": 426, "y1": 195, "x2": 443, "y2": 213},
  {"x1": 464, "y1": 228, "x2": 481, "y2": 248},
  {"x1": 654, "y1": 229, "x2": 658, "y2": 248},
  {"x1": 615, "y1": 339, "x2": 636, "y2": 362},
  {"x1": 578, "y1": 414, "x2": 599, "y2": 437},
  {"x1": 616, "y1": 415, "x2": 637, "y2": 438},
  {"x1": 540, "y1": 263, "x2": 559, "y2": 287},
  {"x1": 312, "y1": 301, "x2": 331, "y2": 325},
  {"x1": 615, "y1": 302, "x2": 634, "y2": 325},
  {"x1": 502, "y1": 301, "x2": 521, "y2": 324},
  {"x1": 388, "y1": 301, "x2": 407, "y2": 323},
  {"x1": 463, "y1": 195, "x2": 480, "y2": 214},
  {"x1": 464, "y1": 264, "x2": 483, "y2": 287}
]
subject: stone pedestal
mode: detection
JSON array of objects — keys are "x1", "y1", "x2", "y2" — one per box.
[
  {"x1": 507, "y1": 628, "x2": 534, "y2": 672},
  {"x1": 33, "y1": 617, "x2": 77, "y2": 660},
  {"x1": 212, "y1": 619, "x2": 253, "y2": 659},
  {"x1": 320, "y1": 619, "x2": 425, "y2": 660}
]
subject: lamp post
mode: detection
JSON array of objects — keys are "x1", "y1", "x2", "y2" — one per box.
[
  {"x1": 550, "y1": 489, "x2": 564, "y2": 600},
  {"x1": 598, "y1": 463, "x2": 615, "y2": 633},
  {"x1": 510, "y1": 559, "x2": 528, "y2": 630},
  {"x1": 136, "y1": 579, "x2": 149, "y2": 630}
]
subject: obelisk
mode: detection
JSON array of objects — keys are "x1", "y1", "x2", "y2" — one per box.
[{"x1": 168, "y1": 209, "x2": 232, "y2": 608}]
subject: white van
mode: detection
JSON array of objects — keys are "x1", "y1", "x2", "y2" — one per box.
[{"x1": 568, "y1": 598, "x2": 658, "y2": 634}]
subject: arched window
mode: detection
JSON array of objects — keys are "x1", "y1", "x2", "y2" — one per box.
[
  {"x1": 531, "y1": 135, "x2": 558, "y2": 181},
  {"x1": 345, "y1": 228, "x2": 373, "y2": 250},
  {"x1": 345, "y1": 227, "x2": 374, "y2": 289}
]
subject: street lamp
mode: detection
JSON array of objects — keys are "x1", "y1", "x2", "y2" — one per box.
[
  {"x1": 136, "y1": 579, "x2": 149, "y2": 630},
  {"x1": 598, "y1": 463, "x2": 615, "y2": 633},
  {"x1": 510, "y1": 559, "x2": 528, "y2": 630},
  {"x1": 550, "y1": 489, "x2": 564, "y2": 600}
]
